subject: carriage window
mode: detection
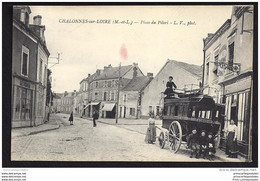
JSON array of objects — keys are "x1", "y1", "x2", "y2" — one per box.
[
  {"x1": 167, "y1": 106, "x2": 171, "y2": 115},
  {"x1": 215, "y1": 110, "x2": 219, "y2": 118},
  {"x1": 206, "y1": 111, "x2": 211, "y2": 119},
  {"x1": 174, "y1": 106, "x2": 178, "y2": 116},
  {"x1": 183, "y1": 105, "x2": 188, "y2": 117},
  {"x1": 171, "y1": 106, "x2": 175, "y2": 116},
  {"x1": 192, "y1": 110, "x2": 196, "y2": 117},
  {"x1": 178, "y1": 105, "x2": 183, "y2": 116},
  {"x1": 164, "y1": 106, "x2": 168, "y2": 115},
  {"x1": 201, "y1": 111, "x2": 206, "y2": 118}
]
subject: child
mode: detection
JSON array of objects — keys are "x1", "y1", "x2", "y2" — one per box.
[
  {"x1": 207, "y1": 132, "x2": 216, "y2": 160},
  {"x1": 199, "y1": 130, "x2": 208, "y2": 159},
  {"x1": 187, "y1": 127, "x2": 200, "y2": 159}
]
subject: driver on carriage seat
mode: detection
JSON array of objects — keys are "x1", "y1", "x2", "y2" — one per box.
[
  {"x1": 187, "y1": 127, "x2": 200, "y2": 159},
  {"x1": 164, "y1": 76, "x2": 177, "y2": 98}
]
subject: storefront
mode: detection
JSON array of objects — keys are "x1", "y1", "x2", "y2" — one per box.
[
  {"x1": 12, "y1": 76, "x2": 36, "y2": 128},
  {"x1": 101, "y1": 103, "x2": 116, "y2": 118},
  {"x1": 219, "y1": 73, "x2": 252, "y2": 159}
]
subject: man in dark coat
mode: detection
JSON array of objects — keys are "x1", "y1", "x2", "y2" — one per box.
[
  {"x1": 187, "y1": 127, "x2": 200, "y2": 158},
  {"x1": 92, "y1": 110, "x2": 98, "y2": 127},
  {"x1": 164, "y1": 76, "x2": 177, "y2": 98}
]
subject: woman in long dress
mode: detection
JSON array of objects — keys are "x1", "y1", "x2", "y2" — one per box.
[
  {"x1": 145, "y1": 114, "x2": 156, "y2": 144},
  {"x1": 225, "y1": 119, "x2": 238, "y2": 158}
]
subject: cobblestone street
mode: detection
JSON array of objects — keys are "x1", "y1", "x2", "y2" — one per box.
[{"x1": 10, "y1": 113, "x2": 241, "y2": 162}]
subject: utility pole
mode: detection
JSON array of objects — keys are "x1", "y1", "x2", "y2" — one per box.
[{"x1": 116, "y1": 63, "x2": 121, "y2": 124}]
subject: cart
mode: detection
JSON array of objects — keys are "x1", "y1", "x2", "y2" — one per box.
[{"x1": 157, "y1": 89, "x2": 225, "y2": 153}]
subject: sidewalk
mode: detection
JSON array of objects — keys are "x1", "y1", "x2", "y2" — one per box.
[
  {"x1": 94, "y1": 117, "x2": 243, "y2": 162},
  {"x1": 11, "y1": 114, "x2": 61, "y2": 138}
]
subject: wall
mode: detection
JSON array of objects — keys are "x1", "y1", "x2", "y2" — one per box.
[
  {"x1": 119, "y1": 91, "x2": 139, "y2": 118},
  {"x1": 141, "y1": 61, "x2": 200, "y2": 117},
  {"x1": 12, "y1": 25, "x2": 37, "y2": 81}
]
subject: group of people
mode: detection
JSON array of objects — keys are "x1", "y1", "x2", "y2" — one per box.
[
  {"x1": 186, "y1": 128, "x2": 216, "y2": 160},
  {"x1": 68, "y1": 109, "x2": 99, "y2": 127}
]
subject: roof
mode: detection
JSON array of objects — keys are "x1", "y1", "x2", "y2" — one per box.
[
  {"x1": 94, "y1": 65, "x2": 132, "y2": 80},
  {"x1": 122, "y1": 76, "x2": 153, "y2": 91},
  {"x1": 155, "y1": 60, "x2": 202, "y2": 79},
  {"x1": 53, "y1": 93, "x2": 63, "y2": 99},
  {"x1": 170, "y1": 60, "x2": 202, "y2": 78}
]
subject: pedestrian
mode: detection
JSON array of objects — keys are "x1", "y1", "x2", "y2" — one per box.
[
  {"x1": 145, "y1": 113, "x2": 156, "y2": 144},
  {"x1": 225, "y1": 119, "x2": 238, "y2": 158},
  {"x1": 199, "y1": 130, "x2": 208, "y2": 159},
  {"x1": 68, "y1": 111, "x2": 73, "y2": 125},
  {"x1": 93, "y1": 110, "x2": 98, "y2": 127},
  {"x1": 163, "y1": 76, "x2": 177, "y2": 98},
  {"x1": 186, "y1": 127, "x2": 200, "y2": 159},
  {"x1": 207, "y1": 132, "x2": 216, "y2": 160}
]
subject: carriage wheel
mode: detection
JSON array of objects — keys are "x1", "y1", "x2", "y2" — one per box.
[
  {"x1": 158, "y1": 131, "x2": 166, "y2": 149},
  {"x1": 168, "y1": 121, "x2": 182, "y2": 153}
]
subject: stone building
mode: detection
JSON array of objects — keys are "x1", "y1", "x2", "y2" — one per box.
[
  {"x1": 202, "y1": 6, "x2": 254, "y2": 160},
  {"x1": 60, "y1": 91, "x2": 77, "y2": 114},
  {"x1": 141, "y1": 59, "x2": 202, "y2": 118},
  {"x1": 12, "y1": 6, "x2": 50, "y2": 127},
  {"x1": 119, "y1": 74, "x2": 153, "y2": 119},
  {"x1": 52, "y1": 93, "x2": 63, "y2": 113}
]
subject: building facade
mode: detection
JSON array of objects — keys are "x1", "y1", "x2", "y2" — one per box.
[
  {"x1": 119, "y1": 74, "x2": 153, "y2": 119},
  {"x1": 202, "y1": 6, "x2": 254, "y2": 160},
  {"x1": 60, "y1": 91, "x2": 77, "y2": 114},
  {"x1": 12, "y1": 6, "x2": 50, "y2": 128},
  {"x1": 141, "y1": 59, "x2": 202, "y2": 118}
]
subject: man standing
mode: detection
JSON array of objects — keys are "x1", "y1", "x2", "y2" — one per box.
[{"x1": 93, "y1": 110, "x2": 98, "y2": 127}]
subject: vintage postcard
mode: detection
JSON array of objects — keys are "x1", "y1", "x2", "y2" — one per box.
[{"x1": 6, "y1": 3, "x2": 257, "y2": 166}]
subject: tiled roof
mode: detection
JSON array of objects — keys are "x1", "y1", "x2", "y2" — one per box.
[
  {"x1": 94, "y1": 65, "x2": 132, "y2": 80},
  {"x1": 53, "y1": 93, "x2": 63, "y2": 99},
  {"x1": 122, "y1": 76, "x2": 153, "y2": 91},
  {"x1": 169, "y1": 60, "x2": 202, "y2": 78}
]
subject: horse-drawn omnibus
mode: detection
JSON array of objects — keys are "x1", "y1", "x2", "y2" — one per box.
[{"x1": 158, "y1": 88, "x2": 225, "y2": 153}]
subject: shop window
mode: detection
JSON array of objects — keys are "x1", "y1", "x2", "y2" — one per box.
[{"x1": 15, "y1": 87, "x2": 32, "y2": 121}]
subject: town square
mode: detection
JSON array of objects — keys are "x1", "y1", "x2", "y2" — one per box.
[{"x1": 9, "y1": 5, "x2": 255, "y2": 163}]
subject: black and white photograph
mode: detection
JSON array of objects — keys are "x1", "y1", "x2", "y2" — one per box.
[{"x1": 2, "y1": 2, "x2": 257, "y2": 169}]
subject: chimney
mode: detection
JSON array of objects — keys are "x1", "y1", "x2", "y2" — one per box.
[
  {"x1": 104, "y1": 64, "x2": 112, "y2": 70},
  {"x1": 96, "y1": 69, "x2": 101, "y2": 75},
  {"x1": 147, "y1": 73, "x2": 153, "y2": 79},
  {"x1": 33, "y1": 15, "x2": 42, "y2": 25},
  {"x1": 64, "y1": 91, "x2": 68, "y2": 97},
  {"x1": 133, "y1": 62, "x2": 138, "y2": 67},
  {"x1": 88, "y1": 74, "x2": 91, "y2": 77}
]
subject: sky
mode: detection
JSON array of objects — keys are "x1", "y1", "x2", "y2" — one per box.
[{"x1": 29, "y1": 6, "x2": 233, "y2": 93}]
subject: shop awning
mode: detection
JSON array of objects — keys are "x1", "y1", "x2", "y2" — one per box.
[
  {"x1": 90, "y1": 102, "x2": 100, "y2": 105},
  {"x1": 102, "y1": 103, "x2": 116, "y2": 111}
]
